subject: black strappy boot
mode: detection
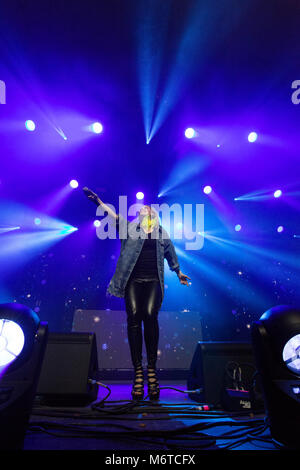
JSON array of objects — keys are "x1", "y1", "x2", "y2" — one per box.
[
  {"x1": 147, "y1": 365, "x2": 160, "y2": 401},
  {"x1": 131, "y1": 365, "x2": 144, "y2": 401}
]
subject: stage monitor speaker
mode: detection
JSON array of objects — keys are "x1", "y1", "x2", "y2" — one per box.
[
  {"x1": 187, "y1": 341, "x2": 261, "y2": 411},
  {"x1": 36, "y1": 332, "x2": 99, "y2": 406},
  {"x1": 72, "y1": 309, "x2": 203, "y2": 371}
]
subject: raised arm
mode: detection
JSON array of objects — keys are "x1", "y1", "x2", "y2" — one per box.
[{"x1": 83, "y1": 187, "x2": 118, "y2": 220}]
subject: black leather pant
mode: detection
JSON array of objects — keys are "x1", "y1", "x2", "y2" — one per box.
[{"x1": 124, "y1": 279, "x2": 162, "y2": 369}]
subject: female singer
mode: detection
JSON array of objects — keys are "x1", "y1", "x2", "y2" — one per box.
[{"x1": 84, "y1": 188, "x2": 190, "y2": 401}]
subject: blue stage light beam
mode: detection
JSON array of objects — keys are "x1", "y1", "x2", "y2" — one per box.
[
  {"x1": 205, "y1": 234, "x2": 300, "y2": 274},
  {"x1": 148, "y1": 1, "x2": 243, "y2": 142},
  {"x1": 0, "y1": 226, "x2": 77, "y2": 259},
  {"x1": 175, "y1": 245, "x2": 269, "y2": 308},
  {"x1": 158, "y1": 154, "x2": 207, "y2": 198},
  {"x1": 201, "y1": 234, "x2": 300, "y2": 296},
  {"x1": 235, "y1": 188, "x2": 284, "y2": 201},
  {"x1": 0, "y1": 201, "x2": 78, "y2": 275},
  {"x1": 136, "y1": 0, "x2": 172, "y2": 144},
  {"x1": 36, "y1": 182, "x2": 79, "y2": 215},
  {"x1": 0, "y1": 226, "x2": 21, "y2": 234}
]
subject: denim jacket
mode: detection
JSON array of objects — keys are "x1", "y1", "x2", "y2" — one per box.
[{"x1": 106, "y1": 215, "x2": 180, "y2": 300}]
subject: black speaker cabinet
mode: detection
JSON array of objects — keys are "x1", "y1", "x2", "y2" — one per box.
[
  {"x1": 187, "y1": 342, "x2": 257, "y2": 409},
  {"x1": 0, "y1": 322, "x2": 48, "y2": 450},
  {"x1": 36, "y1": 333, "x2": 99, "y2": 406}
]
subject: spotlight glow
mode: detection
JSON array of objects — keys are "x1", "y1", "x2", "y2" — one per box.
[
  {"x1": 136, "y1": 192, "x2": 144, "y2": 200},
  {"x1": 203, "y1": 185, "x2": 212, "y2": 195},
  {"x1": 248, "y1": 131, "x2": 258, "y2": 143},
  {"x1": 235, "y1": 224, "x2": 242, "y2": 232},
  {"x1": 282, "y1": 334, "x2": 300, "y2": 375},
  {"x1": 59, "y1": 226, "x2": 78, "y2": 235},
  {"x1": 277, "y1": 226, "x2": 284, "y2": 233},
  {"x1": 185, "y1": 128, "x2": 196, "y2": 139},
  {"x1": 274, "y1": 190, "x2": 282, "y2": 198},
  {"x1": 93, "y1": 220, "x2": 101, "y2": 228},
  {"x1": 25, "y1": 120, "x2": 36, "y2": 132},
  {"x1": 0, "y1": 226, "x2": 21, "y2": 233},
  {"x1": 0, "y1": 319, "x2": 25, "y2": 367},
  {"x1": 34, "y1": 218, "x2": 41, "y2": 226},
  {"x1": 91, "y1": 122, "x2": 103, "y2": 134},
  {"x1": 69, "y1": 180, "x2": 79, "y2": 189}
]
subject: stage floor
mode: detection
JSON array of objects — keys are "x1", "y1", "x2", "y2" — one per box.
[{"x1": 24, "y1": 381, "x2": 277, "y2": 452}]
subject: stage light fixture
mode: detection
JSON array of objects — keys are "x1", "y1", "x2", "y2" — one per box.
[
  {"x1": 93, "y1": 220, "x2": 101, "y2": 227},
  {"x1": 251, "y1": 305, "x2": 300, "y2": 449},
  {"x1": 203, "y1": 185, "x2": 212, "y2": 195},
  {"x1": 234, "y1": 224, "x2": 242, "y2": 232},
  {"x1": 0, "y1": 320, "x2": 25, "y2": 367},
  {"x1": 69, "y1": 179, "x2": 79, "y2": 189},
  {"x1": 0, "y1": 303, "x2": 48, "y2": 450},
  {"x1": 248, "y1": 131, "x2": 257, "y2": 143},
  {"x1": 91, "y1": 122, "x2": 103, "y2": 134},
  {"x1": 277, "y1": 226, "x2": 284, "y2": 233},
  {"x1": 185, "y1": 127, "x2": 196, "y2": 139},
  {"x1": 136, "y1": 192, "x2": 144, "y2": 200},
  {"x1": 25, "y1": 120, "x2": 36, "y2": 132},
  {"x1": 34, "y1": 217, "x2": 41, "y2": 225}
]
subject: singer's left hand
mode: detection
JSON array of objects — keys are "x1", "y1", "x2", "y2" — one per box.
[{"x1": 177, "y1": 271, "x2": 191, "y2": 286}]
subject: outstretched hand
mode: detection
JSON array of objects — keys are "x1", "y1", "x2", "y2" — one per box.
[
  {"x1": 177, "y1": 271, "x2": 191, "y2": 286},
  {"x1": 83, "y1": 187, "x2": 101, "y2": 206}
]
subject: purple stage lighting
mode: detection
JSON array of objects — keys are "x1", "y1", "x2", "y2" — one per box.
[
  {"x1": 274, "y1": 189, "x2": 282, "y2": 198},
  {"x1": 25, "y1": 120, "x2": 36, "y2": 132},
  {"x1": 136, "y1": 192, "x2": 144, "y2": 200},
  {"x1": 248, "y1": 131, "x2": 258, "y2": 143},
  {"x1": 184, "y1": 128, "x2": 196, "y2": 139},
  {"x1": 69, "y1": 180, "x2": 79, "y2": 189},
  {"x1": 203, "y1": 185, "x2": 212, "y2": 195},
  {"x1": 91, "y1": 122, "x2": 103, "y2": 134}
]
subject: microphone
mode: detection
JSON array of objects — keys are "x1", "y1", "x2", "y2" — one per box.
[
  {"x1": 83, "y1": 187, "x2": 100, "y2": 205},
  {"x1": 82, "y1": 186, "x2": 92, "y2": 194}
]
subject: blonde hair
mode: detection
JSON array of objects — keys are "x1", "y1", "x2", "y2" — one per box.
[
  {"x1": 140, "y1": 205, "x2": 159, "y2": 217},
  {"x1": 139, "y1": 205, "x2": 160, "y2": 228}
]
